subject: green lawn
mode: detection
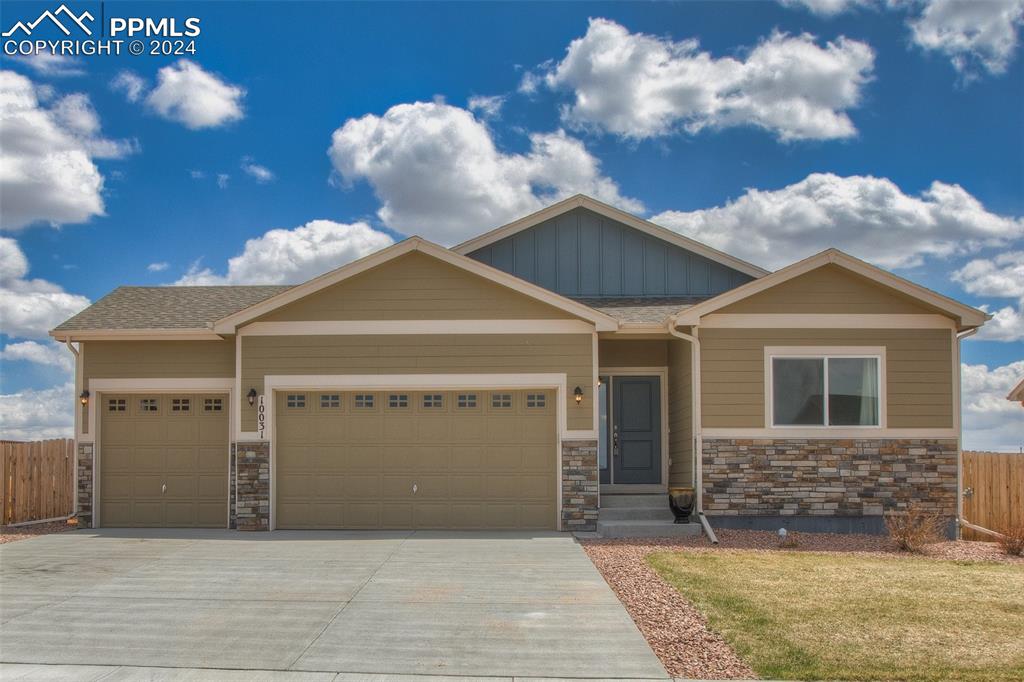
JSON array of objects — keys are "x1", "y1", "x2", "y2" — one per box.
[{"x1": 648, "y1": 550, "x2": 1024, "y2": 682}]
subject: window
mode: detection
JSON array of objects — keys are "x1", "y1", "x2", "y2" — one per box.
[
  {"x1": 457, "y1": 393, "x2": 477, "y2": 408},
  {"x1": 491, "y1": 393, "x2": 512, "y2": 409},
  {"x1": 526, "y1": 393, "x2": 546, "y2": 408},
  {"x1": 171, "y1": 398, "x2": 190, "y2": 413},
  {"x1": 203, "y1": 398, "x2": 223, "y2": 412},
  {"x1": 108, "y1": 398, "x2": 126, "y2": 412},
  {"x1": 388, "y1": 394, "x2": 408, "y2": 408},
  {"x1": 286, "y1": 393, "x2": 306, "y2": 409},
  {"x1": 320, "y1": 393, "x2": 341, "y2": 409},
  {"x1": 354, "y1": 394, "x2": 374, "y2": 408},
  {"x1": 771, "y1": 354, "x2": 880, "y2": 427},
  {"x1": 422, "y1": 393, "x2": 443, "y2": 408},
  {"x1": 140, "y1": 398, "x2": 158, "y2": 413}
]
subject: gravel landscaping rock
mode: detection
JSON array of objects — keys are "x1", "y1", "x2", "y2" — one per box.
[
  {"x1": 581, "y1": 529, "x2": 1023, "y2": 679},
  {"x1": 0, "y1": 520, "x2": 75, "y2": 544}
]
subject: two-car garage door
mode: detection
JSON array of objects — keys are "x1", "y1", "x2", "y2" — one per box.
[{"x1": 275, "y1": 389, "x2": 557, "y2": 530}]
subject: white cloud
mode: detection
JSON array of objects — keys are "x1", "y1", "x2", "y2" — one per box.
[
  {"x1": 216, "y1": 173, "x2": 230, "y2": 189},
  {"x1": 175, "y1": 219, "x2": 394, "y2": 285},
  {"x1": 467, "y1": 94, "x2": 506, "y2": 118},
  {"x1": 147, "y1": 261, "x2": 169, "y2": 272},
  {"x1": 537, "y1": 19, "x2": 874, "y2": 141},
  {"x1": 146, "y1": 60, "x2": 245, "y2": 129},
  {"x1": 0, "y1": 340, "x2": 73, "y2": 372},
  {"x1": 11, "y1": 53, "x2": 85, "y2": 77},
  {"x1": 0, "y1": 70, "x2": 133, "y2": 231},
  {"x1": 110, "y1": 70, "x2": 147, "y2": 103},
  {"x1": 0, "y1": 381, "x2": 74, "y2": 441},
  {"x1": 953, "y1": 251, "x2": 1024, "y2": 341},
  {"x1": 241, "y1": 156, "x2": 274, "y2": 183},
  {"x1": 189, "y1": 169, "x2": 205, "y2": 180},
  {"x1": 910, "y1": 0, "x2": 1024, "y2": 77},
  {"x1": 952, "y1": 251, "x2": 1024, "y2": 298},
  {"x1": 652, "y1": 173, "x2": 1024, "y2": 270},
  {"x1": 0, "y1": 237, "x2": 90, "y2": 339},
  {"x1": 328, "y1": 101, "x2": 643, "y2": 245},
  {"x1": 961, "y1": 361, "x2": 1024, "y2": 452},
  {"x1": 780, "y1": 0, "x2": 874, "y2": 17},
  {"x1": 518, "y1": 70, "x2": 543, "y2": 95}
]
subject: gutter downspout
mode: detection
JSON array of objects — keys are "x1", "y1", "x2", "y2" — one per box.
[
  {"x1": 667, "y1": 320, "x2": 718, "y2": 544},
  {"x1": 65, "y1": 337, "x2": 80, "y2": 520},
  {"x1": 954, "y1": 327, "x2": 993, "y2": 540}
]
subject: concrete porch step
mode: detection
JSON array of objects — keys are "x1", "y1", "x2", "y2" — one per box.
[
  {"x1": 598, "y1": 506, "x2": 675, "y2": 521},
  {"x1": 596, "y1": 519, "x2": 703, "y2": 539},
  {"x1": 599, "y1": 493, "x2": 667, "y2": 509}
]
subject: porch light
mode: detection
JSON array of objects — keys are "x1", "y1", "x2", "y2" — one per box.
[
  {"x1": 79, "y1": 390, "x2": 89, "y2": 405},
  {"x1": 247, "y1": 388, "x2": 258, "y2": 407},
  {"x1": 574, "y1": 386, "x2": 584, "y2": 405}
]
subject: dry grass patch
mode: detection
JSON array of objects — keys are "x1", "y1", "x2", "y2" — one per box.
[{"x1": 649, "y1": 550, "x2": 1024, "y2": 682}]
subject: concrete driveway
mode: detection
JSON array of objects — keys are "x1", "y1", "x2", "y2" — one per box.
[{"x1": 0, "y1": 529, "x2": 667, "y2": 680}]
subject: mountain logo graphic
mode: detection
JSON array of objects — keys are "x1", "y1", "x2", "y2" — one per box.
[{"x1": 2, "y1": 4, "x2": 95, "y2": 38}]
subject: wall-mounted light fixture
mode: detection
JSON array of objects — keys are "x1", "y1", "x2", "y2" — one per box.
[
  {"x1": 79, "y1": 390, "x2": 89, "y2": 406},
  {"x1": 574, "y1": 386, "x2": 584, "y2": 405},
  {"x1": 247, "y1": 388, "x2": 258, "y2": 407}
]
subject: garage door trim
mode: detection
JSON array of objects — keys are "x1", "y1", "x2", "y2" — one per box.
[
  {"x1": 265, "y1": 373, "x2": 594, "y2": 531},
  {"x1": 87, "y1": 378, "x2": 234, "y2": 528}
]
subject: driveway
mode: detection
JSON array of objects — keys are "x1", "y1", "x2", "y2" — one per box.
[{"x1": 0, "y1": 529, "x2": 667, "y2": 680}]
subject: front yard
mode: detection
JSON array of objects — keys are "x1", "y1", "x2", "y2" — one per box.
[
  {"x1": 584, "y1": 531, "x2": 1024, "y2": 681},
  {"x1": 651, "y1": 550, "x2": 1024, "y2": 681}
]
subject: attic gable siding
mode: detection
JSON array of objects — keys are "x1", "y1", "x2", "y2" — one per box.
[
  {"x1": 253, "y1": 251, "x2": 577, "y2": 322},
  {"x1": 717, "y1": 264, "x2": 949, "y2": 316},
  {"x1": 467, "y1": 207, "x2": 754, "y2": 297}
]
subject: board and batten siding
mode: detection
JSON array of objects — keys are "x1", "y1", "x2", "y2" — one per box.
[
  {"x1": 700, "y1": 328, "x2": 953, "y2": 429},
  {"x1": 668, "y1": 338, "x2": 693, "y2": 486},
  {"x1": 598, "y1": 339, "x2": 667, "y2": 368},
  {"x1": 240, "y1": 334, "x2": 594, "y2": 432},
  {"x1": 468, "y1": 207, "x2": 753, "y2": 298},
  {"x1": 716, "y1": 265, "x2": 944, "y2": 315},
  {"x1": 256, "y1": 251, "x2": 577, "y2": 322},
  {"x1": 81, "y1": 340, "x2": 235, "y2": 435}
]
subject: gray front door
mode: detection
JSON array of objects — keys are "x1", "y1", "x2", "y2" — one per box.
[{"x1": 612, "y1": 376, "x2": 661, "y2": 484}]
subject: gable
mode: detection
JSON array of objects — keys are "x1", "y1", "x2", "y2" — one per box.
[
  {"x1": 253, "y1": 251, "x2": 580, "y2": 323},
  {"x1": 466, "y1": 207, "x2": 755, "y2": 298},
  {"x1": 716, "y1": 264, "x2": 953, "y2": 316}
]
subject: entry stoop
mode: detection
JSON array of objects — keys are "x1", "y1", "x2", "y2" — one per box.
[{"x1": 597, "y1": 494, "x2": 702, "y2": 538}]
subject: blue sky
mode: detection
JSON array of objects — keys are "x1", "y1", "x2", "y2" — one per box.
[{"x1": 0, "y1": 0, "x2": 1022, "y2": 449}]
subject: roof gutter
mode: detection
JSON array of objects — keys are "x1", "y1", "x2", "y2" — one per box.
[{"x1": 666, "y1": 318, "x2": 717, "y2": 545}]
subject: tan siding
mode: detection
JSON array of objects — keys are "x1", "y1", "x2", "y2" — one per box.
[
  {"x1": 599, "y1": 339, "x2": 667, "y2": 367},
  {"x1": 242, "y1": 334, "x2": 593, "y2": 431},
  {"x1": 717, "y1": 265, "x2": 948, "y2": 315},
  {"x1": 668, "y1": 338, "x2": 693, "y2": 486},
  {"x1": 256, "y1": 252, "x2": 576, "y2": 322},
  {"x1": 84, "y1": 340, "x2": 235, "y2": 379},
  {"x1": 700, "y1": 328, "x2": 953, "y2": 429}
]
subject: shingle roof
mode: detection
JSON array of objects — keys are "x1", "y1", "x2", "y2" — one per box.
[
  {"x1": 570, "y1": 297, "x2": 706, "y2": 324},
  {"x1": 52, "y1": 286, "x2": 293, "y2": 332}
]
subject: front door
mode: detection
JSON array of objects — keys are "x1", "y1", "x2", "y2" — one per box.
[{"x1": 611, "y1": 376, "x2": 661, "y2": 484}]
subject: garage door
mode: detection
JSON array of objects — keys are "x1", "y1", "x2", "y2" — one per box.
[
  {"x1": 100, "y1": 394, "x2": 228, "y2": 527},
  {"x1": 276, "y1": 389, "x2": 557, "y2": 529}
]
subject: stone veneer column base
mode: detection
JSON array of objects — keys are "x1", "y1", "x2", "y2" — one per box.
[
  {"x1": 561, "y1": 439, "x2": 598, "y2": 532},
  {"x1": 702, "y1": 438, "x2": 958, "y2": 536},
  {"x1": 234, "y1": 441, "x2": 270, "y2": 531},
  {"x1": 76, "y1": 442, "x2": 94, "y2": 528}
]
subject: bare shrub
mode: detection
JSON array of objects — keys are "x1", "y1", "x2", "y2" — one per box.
[
  {"x1": 996, "y1": 523, "x2": 1024, "y2": 556},
  {"x1": 885, "y1": 505, "x2": 943, "y2": 552},
  {"x1": 778, "y1": 531, "x2": 800, "y2": 549}
]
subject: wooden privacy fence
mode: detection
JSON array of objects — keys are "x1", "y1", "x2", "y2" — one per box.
[
  {"x1": 963, "y1": 451, "x2": 1024, "y2": 541},
  {"x1": 1, "y1": 439, "x2": 75, "y2": 526}
]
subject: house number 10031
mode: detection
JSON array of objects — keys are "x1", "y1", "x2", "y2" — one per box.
[{"x1": 257, "y1": 395, "x2": 266, "y2": 440}]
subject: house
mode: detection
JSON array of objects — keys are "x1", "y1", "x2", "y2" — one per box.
[
  {"x1": 50, "y1": 195, "x2": 988, "y2": 536},
  {"x1": 1009, "y1": 377, "x2": 1024, "y2": 407}
]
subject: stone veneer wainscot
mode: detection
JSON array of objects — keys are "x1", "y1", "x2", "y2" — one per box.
[
  {"x1": 561, "y1": 439, "x2": 599, "y2": 532},
  {"x1": 234, "y1": 441, "x2": 270, "y2": 531},
  {"x1": 76, "y1": 442, "x2": 94, "y2": 528},
  {"x1": 702, "y1": 438, "x2": 958, "y2": 533}
]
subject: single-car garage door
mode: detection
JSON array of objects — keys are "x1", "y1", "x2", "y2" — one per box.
[
  {"x1": 276, "y1": 389, "x2": 557, "y2": 529},
  {"x1": 100, "y1": 394, "x2": 228, "y2": 527}
]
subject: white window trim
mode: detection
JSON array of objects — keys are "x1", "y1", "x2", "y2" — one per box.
[{"x1": 764, "y1": 346, "x2": 887, "y2": 431}]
